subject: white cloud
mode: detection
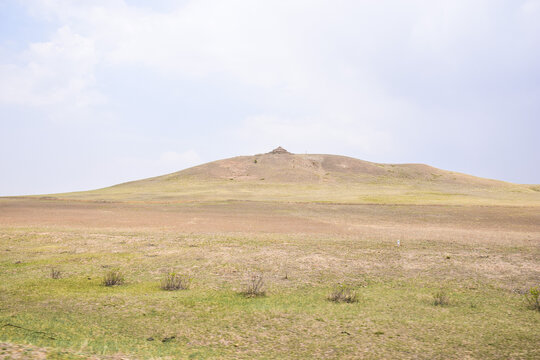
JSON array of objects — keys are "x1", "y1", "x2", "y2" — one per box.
[
  {"x1": 12, "y1": 1, "x2": 538, "y2": 121},
  {"x1": 0, "y1": 26, "x2": 102, "y2": 116}
]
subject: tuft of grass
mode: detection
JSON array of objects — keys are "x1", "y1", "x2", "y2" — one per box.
[
  {"x1": 433, "y1": 290, "x2": 450, "y2": 306},
  {"x1": 50, "y1": 268, "x2": 61, "y2": 279},
  {"x1": 102, "y1": 269, "x2": 125, "y2": 287},
  {"x1": 328, "y1": 285, "x2": 358, "y2": 303},
  {"x1": 160, "y1": 272, "x2": 190, "y2": 291},
  {"x1": 241, "y1": 274, "x2": 266, "y2": 297},
  {"x1": 524, "y1": 286, "x2": 540, "y2": 311}
]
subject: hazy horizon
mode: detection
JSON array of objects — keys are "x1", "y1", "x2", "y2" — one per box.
[{"x1": 1, "y1": 1, "x2": 539, "y2": 196}]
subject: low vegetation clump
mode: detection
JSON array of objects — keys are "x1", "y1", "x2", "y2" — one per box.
[
  {"x1": 525, "y1": 286, "x2": 540, "y2": 311},
  {"x1": 433, "y1": 290, "x2": 450, "y2": 306},
  {"x1": 328, "y1": 285, "x2": 358, "y2": 303},
  {"x1": 241, "y1": 274, "x2": 266, "y2": 297},
  {"x1": 102, "y1": 269, "x2": 125, "y2": 286},
  {"x1": 50, "y1": 268, "x2": 61, "y2": 279},
  {"x1": 160, "y1": 272, "x2": 191, "y2": 291}
]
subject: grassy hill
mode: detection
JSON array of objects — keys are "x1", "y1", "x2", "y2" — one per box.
[{"x1": 51, "y1": 148, "x2": 540, "y2": 205}]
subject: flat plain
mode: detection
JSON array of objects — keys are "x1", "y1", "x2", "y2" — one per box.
[{"x1": 1, "y1": 151, "x2": 539, "y2": 359}]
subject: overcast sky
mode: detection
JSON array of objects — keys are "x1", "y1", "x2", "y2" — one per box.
[{"x1": 1, "y1": 0, "x2": 539, "y2": 195}]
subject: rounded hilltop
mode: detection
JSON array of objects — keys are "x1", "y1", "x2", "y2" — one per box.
[{"x1": 155, "y1": 147, "x2": 511, "y2": 188}]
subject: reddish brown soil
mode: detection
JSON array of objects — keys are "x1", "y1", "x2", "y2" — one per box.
[{"x1": 1, "y1": 198, "x2": 538, "y2": 246}]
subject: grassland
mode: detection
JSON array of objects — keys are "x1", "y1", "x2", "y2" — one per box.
[
  {"x1": 1, "y1": 198, "x2": 539, "y2": 359},
  {"x1": 48, "y1": 178, "x2": 540, "y2": 206}
]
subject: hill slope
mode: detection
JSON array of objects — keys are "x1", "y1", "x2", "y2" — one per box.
[
  {"x1": 52, "y1": 147, "x2": 540, "y2": 205},
  {"x1": 170, "y1": 149, "x2": 499, "y2": 186}
]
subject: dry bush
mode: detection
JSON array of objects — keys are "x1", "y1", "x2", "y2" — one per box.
[
  {"x1": 525, "y1": 287, "x2": 540, "y2": 311},
  {"x1": 161, "y1": 272, "x2": 190, "y2": 291},
  {"x1": 50, "y1": 268, "x2": 61, "y2": 279},
  {"x1": 328, "y1": 285, "x2": 358, "y2": 303},
  {"x1": 102, "y1": 269, "x2": 125, "y2": 286},
  {"x1": 241, "y1": 274, "x2": 266, "y2": 297},
  {"x1": 433, "y1": 290, "x2": 450, "y2": 306}
]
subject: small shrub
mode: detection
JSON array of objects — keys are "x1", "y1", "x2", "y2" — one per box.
[
  {"x1": 241, "y1": 274, "x2": 265, "y2": 297},
  {"x1": 525, "y1": 286, "x2": 540, "y2": 311},
  {"x1": 433, "y1": 290, "x2": 450, "y2": 306},
  {"x1": 328, "y1": 285, "x2": 358, "y2": 303},
  {"x1": 102, "y1": 269, "x2": 125, "y2": 286},
  {"x1": 50, "y1": 268, "x2": 61, "y2": 279},
  {"x1": 161, "y1": 272, "x2": 190, "y2": 291}
]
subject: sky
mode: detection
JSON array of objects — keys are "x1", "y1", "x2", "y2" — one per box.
[{"x1": 1, "y1": 0, "x2": 539, "y2": 195}]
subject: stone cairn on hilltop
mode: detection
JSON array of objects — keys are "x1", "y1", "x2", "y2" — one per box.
[{"x1": 268, "y1": 146, "x2": 292, "y2": 155}]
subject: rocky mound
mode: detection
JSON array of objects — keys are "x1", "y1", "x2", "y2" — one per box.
[{"x1": 268, "y1": 146, "x2": 292, "y2": 155}]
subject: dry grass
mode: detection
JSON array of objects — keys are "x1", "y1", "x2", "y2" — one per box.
[
  {"x1": 433, "y1": 290, "x2": 450, "y2": 306},
  {"x1": 50, "y1": 268, "x2": 61, "y2": 279},
  {"x1": 328, "y1": 285, "x2": 358, "y2": 303},
  {"x1": 160, "y1": 272, "x2": 190, "y2": 291},
  {"x1": 102, "y1": 269, "x2": 125, "y2": 286},
  {"x1": 241, "y1": 274, "x2": 266, "y2": 297}
]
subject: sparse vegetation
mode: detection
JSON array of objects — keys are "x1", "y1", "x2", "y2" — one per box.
[
  {"x1": 160, "y1": 272, "x2": 190, "y2": 291},
  {"x1": 102, "y1": 269, "x2": 125, "y2": 286},
  {"x1": 1, "y1": 197, "x2": 539, "y2": 358},
  {"x1": 241, "y1": 274, "x2": 265, "y2": 297},
  {"x1": 525, "y1": 286, "x2": 540, "y2": 311},
  {"x1": 328, "y1": 284, "x2": 358, "y2": 303},
  {"x1": 433, "y1": 290, "x2": 450, "y2": 306},
  {"x1": 50, "y1": 268, "x2": 61, "y2": 279}
]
